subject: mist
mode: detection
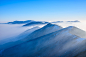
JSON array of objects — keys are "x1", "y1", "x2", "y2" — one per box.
[
  {"x1": 0, "y1": 24, "x2": 45, "y2": 45},
  {"x1": 53, "y1": 20, "x2": 86, "y2": 31}
]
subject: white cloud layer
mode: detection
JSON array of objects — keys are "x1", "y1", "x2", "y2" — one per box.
[
  {"x1": 53, "y1": 20, "x2": 86, "y2": 31},
  {"x1": 0, "y1": 24, "x2": 45, "y2": 42}
]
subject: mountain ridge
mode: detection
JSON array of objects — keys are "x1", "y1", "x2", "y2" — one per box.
[
  {"x1": 22, "y1": 23, "x2": 62, "y2": 41},
  {"x1": 23, "y1": 21, "x2": 48, "y2": 26},
  {"x1": 1, "y1": 24, "x2": 86, "y2": 57},
  {"x1": 0, "y1": 23, "x2": 86, "y2": 57},
  {"x1": 7, "y1": 20, "x2": 32, "y2": 24},
  {"x1": 65, "y1": 26, "x2": 86, "y2": 38}
]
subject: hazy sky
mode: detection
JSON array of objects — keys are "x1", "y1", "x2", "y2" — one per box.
[{"x1": 0, "y1": 0, "x2": 86, "y2": 22}]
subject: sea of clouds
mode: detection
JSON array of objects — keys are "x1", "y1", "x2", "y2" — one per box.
[
  {"x1": 0, "y1": 20, "x2": 86, "y2": 45},
  {"x1": 52, "y1": 20, "x2": 86, "y2": 31}
]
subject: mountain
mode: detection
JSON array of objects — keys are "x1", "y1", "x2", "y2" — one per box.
[
  {"x1": 7, "y1": 20, "x2": 32, "y2": 24},
  {"x1": 23, "y1": 21, "x2": 49, "y2": 26},
  {"x1": 52, "y1": 21, "x2": 63, "y2": 23},
  {"x1": 22, "y1": 23, "x2": 62, "y2": 41},
  {"x1": 52, "y1": 20, "x2": 80, "y2": 23},
  {"x1": 75, "y1": 50, "x2": 86, "y2": 57},
  {"x1": 0, "y1": 25, "x2": 86, "y2": 57},
  {"x1": 13, "y1": 26, "x2": 40, "y2": 41},
  {"x1": 0, "y1": 23, "x2": 62, "y2": 50},
  {"x1": 68, "y1": 26, "x2": 86, "y2": 38},
  {"x1": 0, "y1": 23, "x2": 86, "y2": 57},
  {"x1": 67, "y1": 20, "x2": 80, "y2": 22},
  {"x1": 0, "y1": 26, "x2": 40, "y2": 50}
]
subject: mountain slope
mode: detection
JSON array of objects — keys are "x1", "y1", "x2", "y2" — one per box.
[
  {"x1": 0, "y1": 23, "x2": 62, "y2": 50},
  {"x1": 0, "y1": 26, "x2": 40, "y2": 50},
  {"x1": 7, "y1": 20, "x2": 32, "y2": 24},
  {"x1": 22, "y1": 23, "x2": 62, "y2": 41},
  {"x1": 14, "y1": 26, "x2": 40, "y2": 41},
  {"x1": 0, "y1": 26, "x2": 86, "y2": 57},
  {"x1": 23, "y1": 21, "x2": 48, "y2": 26},
  {"x1": 68, "y1": 26, "x2": 86, "y2": 38}
]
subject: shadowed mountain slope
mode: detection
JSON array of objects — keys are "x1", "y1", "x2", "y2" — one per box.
[
  {"x1": 75, "y1": 50, "x2": 86, "y2": 57},
  {"x1": 0, "y1": 26, "x2": 86, "y2": 57},
  {"x1": 23, "y1": 21, "x2": 48, "y2": 26},
  {"x1": 22, "y1": 23, "x2": 62, "y2": 41},
  {"x1": 7, "y1": 20, "x2": 32, "y2": 24},
  {"x1": 0, "y1": 23, "x2": 62, "y2": 50},
  {"x1": 0, "y1": 26, "x2": 40, "y2": 50}
]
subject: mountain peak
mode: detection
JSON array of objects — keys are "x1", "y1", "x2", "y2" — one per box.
[
  {"x1": 46, "y1": 23, "x2": 56, "y2": 26},
  {"x1": 66, "y1": 26, "x2": 86, "y2": 38},
  {"x1": 22, "y1": 23, "x2": 62, "y2": 41},
  {"x1": 43, "y1": 23, "x2": 62, "y2": 28}
]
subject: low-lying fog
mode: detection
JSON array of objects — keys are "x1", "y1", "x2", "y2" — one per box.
[
  {"x1": 0, "y1": 20, "x2": 86, "y2": 45},
  {"x1": 0, "y1": 24, "x2": 45, "y2": 44}
]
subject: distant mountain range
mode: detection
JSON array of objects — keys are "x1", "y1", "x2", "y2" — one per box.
[
  {"x1": 7, "y1": 20, "x2": 32, "y2": 24},
  {"x1": 4, "y1": 20, "x2": 49, "y2": 26},
  {"x1": 0, "y1": 23, "x2": 62, "y2": 50},
  {"x1": 52, "y1": 20, "x2": 80, "y2": 23},
  {"x1": 23, "y1": 21, "x2": 48, "y2": 26},
  {"x1": 0, "y1": 23, "x2": 86, "y2": 57},
  {"x1": 1, "y1": 20, "x2": 80, "y2": 26}
]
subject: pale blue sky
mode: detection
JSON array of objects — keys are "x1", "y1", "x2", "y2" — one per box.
[{"x1": 0, "y1": 0, "x2": 86, "y2": 22}]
